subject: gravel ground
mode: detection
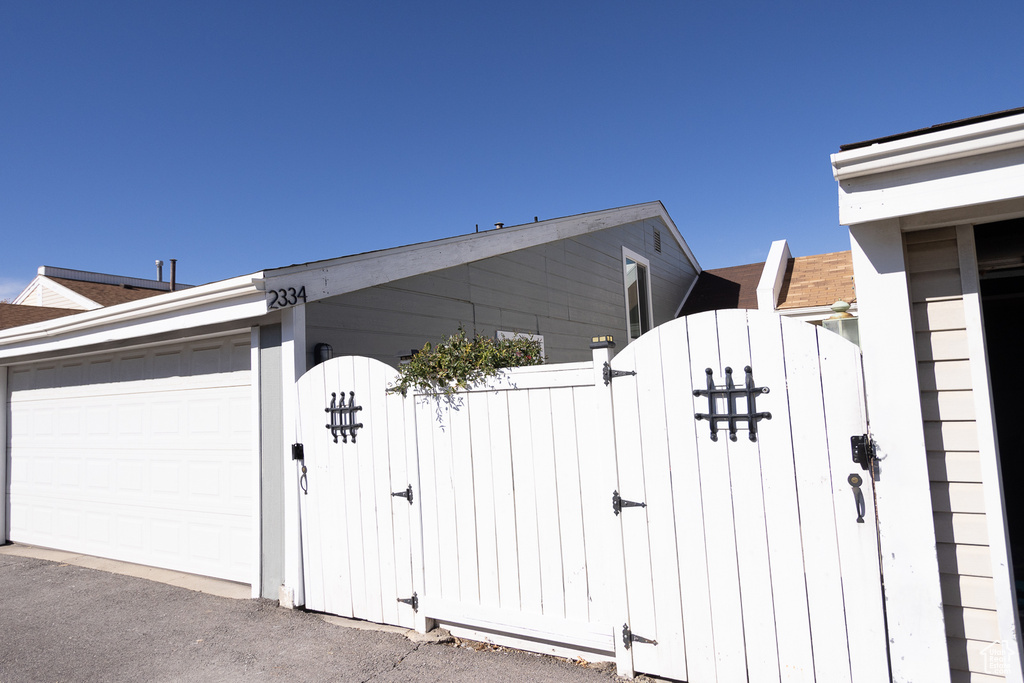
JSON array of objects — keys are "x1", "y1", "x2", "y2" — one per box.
[{"x1": 0, "y1": 553, "x2": 630, "y2": 683}]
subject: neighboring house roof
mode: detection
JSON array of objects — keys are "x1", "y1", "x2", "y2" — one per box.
[
  {"x1": 776, "y1": 251, "x2": 856, "y2": 309},
  {"x1": 677, "y1": 241, "x2": 856, "y2": 321},
  {"x1": 677, "y1": 262, "x2": 764, "y2": 316},
  {"x1": 0, "y1": 303, "x2": 82, "y2": 331},
  {"x1": 14, "y1": 266, "x2": 189, "y2": 311},
  {"x1": 48, "y1": 277, "x2": 168, "y2": 307}
]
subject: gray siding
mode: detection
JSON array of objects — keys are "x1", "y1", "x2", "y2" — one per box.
[
  {"x1": 305, "y1": 217, "x2": 697, "y2": 366},
  {"x1": 906, "y1": 227, "x2": 1004, "y2": 682}
]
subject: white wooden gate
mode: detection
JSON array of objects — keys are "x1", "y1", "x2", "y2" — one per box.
[
  {"x1": 608, "y1": 310, "x2": 888, "y2": 682},
  {"x1": 295, "y1": 356, "x2": 423, "y2": 630},
  {"x1": 294, "y1": 310, "x2": 889, "y2": 681}
]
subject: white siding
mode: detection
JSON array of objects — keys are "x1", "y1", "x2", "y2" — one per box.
[{"x1": 907, "y1": 228, "x2": 1004, "y2": 681}]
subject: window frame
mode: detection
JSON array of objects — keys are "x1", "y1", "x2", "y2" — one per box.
[{"x1": 622, "y1": 247, "x2": 653, "y2": 343}]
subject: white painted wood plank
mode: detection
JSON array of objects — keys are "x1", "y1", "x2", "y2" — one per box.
[
  {"x1": 486, "y1": 391, "x2": 521, "y2": 613},
  {"x1": 297, "y1": 361, "x2": 327, "y2": 612},
  {"x1": 916, "y1": 329, "x2": 971, "y2": 361},
  {"x1": 817, "y1": 328, "x2": 889, "y2": 683},
  {"x1": 935, "y1": 512, "x2": 990, "y2": 546},
  {"x1": 340, "y1": 357, "x2": 369, "y2": 619},
  {"x1": 659, "y1": 317, "x2": 717, "y2": 683},
  {"x1": 609, "y1": 345, "x2": 661, "y2": 676},
  {"x1": 941, "y1": 574, "x2": 999, "y2": 611},
  {"x1": 367, "y1": 360, "x2": 401, "y2": 626},
  {"x1": 938, "y1": 543, "x2": 994, "y2": 579},
  {"x1": 931, "y1": 482, "x2": 988, "y2": 514},
  {"x1": 529, "y1": 389, "x2": 566, "y2": 620},
  {"x1": 447, "y1": 396, "x2": 480, "y2": 606},
  {"x1": 315, "y1": 358, "x2": 343, "y2": 616},
  {"x1": 429, "y1": 399, "x2": 462, "y2": 603},
  {"x1": 912, "y1": 299, "x2": 966, "y2": 332},
  {"x1": 414, "y1": 394, "x2": 443, "y2": 603},
  {"x1": 352, "y1": 359, "x2": 384, "y2": 623},
  {"x1": 630, "y1": 325, "x2": 688, "y2": 679},
  {"x1": 686, "y1": 311, "x2": 748, "y2": 681},
  {"x1": 467, "y1": 391, "x2": 500, "y2": 610},
  {"x1": 716, "y1": 310, "x2": 780, "y2": 683},
  {"x1": 550, "y1": 386, "x2": 589, "y2": 623},
  {"x1": 781, "y1": 319, "x2": 853, "y2": 683},
  {"x1": 944, "y1": 606, "x2": 1002, "y2": 642},
  {"x1": 386, "y1": 383, "x2": 417, "y2": 628},
  {"x1": 508, "y1": 389, "x2": 543, "y2": 616},
  {"x1": 921, "y1": 390, "x2": 976, "y2": 422},
  {"x1": 570, "y1": 384, "x2": 605, "y2": 627},
  {"x1": 746, "y1": 311, "x2": 815, "y2": 683},
  {"x1": 924, "y1": 421, "x2": 981, "y2": 452}
]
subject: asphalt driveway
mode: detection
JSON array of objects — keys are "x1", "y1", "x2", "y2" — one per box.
[{"x1": 0, "y1": 550, "x2": 628, "y2": 683}]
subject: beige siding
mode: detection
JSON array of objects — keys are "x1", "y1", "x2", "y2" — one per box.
[
  {"x1": 906, "y1": 227, "x2": 1004, "y2": 680},
  {"x1": 305, "y1": 217, "x2": 697, "y2": 366}
]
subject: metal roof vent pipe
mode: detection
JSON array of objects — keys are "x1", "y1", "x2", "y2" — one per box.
[
  {"x1": 156, "y1": 260, "x2": 163, "y2": 282},
  {"x1": 169, "y1": 259, "x2": 177, "y2": 292},
  {"x1": 494, "y1": 222, "x2": 504, "y2": 229}
]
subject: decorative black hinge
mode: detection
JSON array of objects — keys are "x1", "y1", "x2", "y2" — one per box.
[
  {"x1": 612, "y1": 490, "x2": 646, "y2": 516},
  {"x1": 851, "y1": 434, "x2": 875, "y2": 471},
  {"x1": 603, "y1": 361, "x2": 637, "y2": 386},
  {"x1": 325, "y1": 391, "x2": 363, "y2": 443},
  {"x1": 392, "y1": 485, "x2": 414, "y2": 505},
  {"x1": 693, "y1": 366, "x2": 771, "y2": 442},
  {"x1": 397, "y1": 592, "x2": 419, "y2": 612},
  {"x1": 622, "y1": 623, "x2": 657, "y2": 650}
]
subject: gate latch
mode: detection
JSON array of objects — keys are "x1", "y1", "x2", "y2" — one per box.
[
  {"x1": 392, "y1": 485, "x2": 414, "y2": 504},
  {"x1": 397, "y1": 592, "x2": 419, "y2": 612},
  {"x1": 622, "y1": 623, "x2": 657, "y2": 650},
  {"x1": 612, "y1": 490, "x2": 646, "y2": 516},
  {"x1": 850, "y1": 434, "x2": 875, "y2": 471}
]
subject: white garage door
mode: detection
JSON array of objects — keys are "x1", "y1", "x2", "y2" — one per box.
[{"x1": 6, "y1": 335, "x2": 254, "y2": 583}]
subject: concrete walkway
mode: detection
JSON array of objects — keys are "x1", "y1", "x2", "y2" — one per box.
[{"x1": 0, "y1": 544, "x2": 632, "y2": 682}]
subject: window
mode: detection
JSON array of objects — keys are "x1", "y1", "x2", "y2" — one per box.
[{"x1": 623, "y1": 248, "x2": 652, "y2": 342}]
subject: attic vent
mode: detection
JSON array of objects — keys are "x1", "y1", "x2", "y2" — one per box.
[{"x1": 654, "y1": 229, "x2": 662, "y2": 253}]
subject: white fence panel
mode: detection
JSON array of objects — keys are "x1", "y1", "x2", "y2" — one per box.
[{"x1": 414, "y1": 363, "x2": 619, "y2": 660}]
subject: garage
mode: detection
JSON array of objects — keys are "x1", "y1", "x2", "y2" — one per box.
[{"x1": 6, "y1": 334, "x2": 254, "y2": 583}]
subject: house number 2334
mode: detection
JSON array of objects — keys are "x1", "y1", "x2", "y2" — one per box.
[{"x1": 267, "y1": 286, "x2": 307, "y2": 309}]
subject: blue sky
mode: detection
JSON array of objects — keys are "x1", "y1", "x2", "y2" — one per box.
[{"x1": 3, "y1": 1, "x2": 1022, "y2": 300}]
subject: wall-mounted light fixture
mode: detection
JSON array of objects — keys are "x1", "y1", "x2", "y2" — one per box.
[{"x1": 313, "y1": 343, "x2": 333, "y2": 365}]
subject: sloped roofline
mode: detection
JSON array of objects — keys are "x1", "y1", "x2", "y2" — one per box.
[{"x1": 261, "y1": 201, "x2": 699, "y2": 302}]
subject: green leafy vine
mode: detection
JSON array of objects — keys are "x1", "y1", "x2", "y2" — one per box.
[{"x1": 389, "y1": 327, "x2": 544, "y2": 397}]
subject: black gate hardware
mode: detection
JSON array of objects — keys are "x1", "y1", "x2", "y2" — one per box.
[
  {"x1": 612, "y1": 490, "x2": 646, "y2": 516},
  {"x1": 851, "y1": 434, "x2": 875, "y2": 471},
  {"x1": 603, "y1": 361, "x2": 637, "y2": 386},
  {"x1": 392, "y1": 485, "x2": 414, "y2": 504},
  {"x1": 622, "y1": 623, "x2": 657, "y2": 650},
  {"x1": 397, "y1": 592, "x2": 419, "y2": 612},
  {"x1": 291, "y1": 443, "x2": 305, "y2": 461},
  {"x1": 693, "y1": 366, "x2": 771, "y2": 442},
  {"x1": 848, "y1": 473, "x2": 866, "y2": 523},
  {"x1": 325, "y1": 391, "x2": 363, "y2": 443}
]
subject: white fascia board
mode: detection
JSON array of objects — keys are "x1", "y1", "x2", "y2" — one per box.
[
  {"x1": 263, "y1": 202, "x2": 700, "y2": 303},
  {"x1": 832, "y1": 112, "x2": 1024, "y2": 181},
  {"x1": 0, "y1": 273, "x2": 265, "y2": 361},
  {"x1": 833, "y1": 113, "x2": 1024, "y2": 226},
  {"x1": 756, "y1": 240, "x2": 790, "y2": 311}
]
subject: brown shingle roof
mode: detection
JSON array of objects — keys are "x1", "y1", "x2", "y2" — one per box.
[
  {"x1": 0, "y1": 303, "x2": 81, "y2": 331},
  {"x1": 678, "y1": 262, "x2": 764, "y2": 316},
  {"x1": 50, "y1": 277, "x2": 167, "y2": 307},
  {"x1": 776, "y1": 251, "x2": 856, "y2": 310}
]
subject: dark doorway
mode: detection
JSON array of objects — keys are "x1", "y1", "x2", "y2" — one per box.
[{"x1": 976, "y1": 218, "x2": 1024, "y2": 607}]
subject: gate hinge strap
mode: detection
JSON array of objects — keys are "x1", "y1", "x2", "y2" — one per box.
[
  {"x1": 603, "y1": 361, "x2": 637, "y2": 386},
  {"x1": 397, "y1": 592, "x2": 419, "y2": 612},
  {"x1": 622, "y1": 623, "x2": 657, "y2": 650},
  {"x1": 392, "y1": 485, "x2": 414, "y2": 504},
  {"x1": 612, "y1": 490, "x2": 646, "y2": 516}
]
